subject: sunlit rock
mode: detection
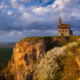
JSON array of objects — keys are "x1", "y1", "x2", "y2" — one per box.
[{"x1": 7, "y1": 40, "x2": 46, "y2": 80}]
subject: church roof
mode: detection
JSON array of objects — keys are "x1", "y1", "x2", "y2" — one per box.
[{"x1": 58, "y1": 24, "x2": 70, "y2": 28}]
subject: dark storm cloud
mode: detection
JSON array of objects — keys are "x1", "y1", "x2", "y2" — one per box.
[{"x1": 26, "y1": 21, "x2": 56, "y2": 30}]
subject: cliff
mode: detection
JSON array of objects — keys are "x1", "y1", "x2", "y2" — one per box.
[
  {"x1": 6, "y1": 39, "x2": 46, "y2": 80},
  {"x1": 3, "y1": 36, "x2": 80, "y2": 80}
]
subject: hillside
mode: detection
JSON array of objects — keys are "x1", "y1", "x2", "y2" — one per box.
[{"x1": 1, "y1": 36, "x2": 80, "y2": 80}]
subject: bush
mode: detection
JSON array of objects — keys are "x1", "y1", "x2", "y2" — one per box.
[
  {"x1": 66, "y1": 42, "x2": 78, "y2": 53},
  {"x1": 33, "y1": 42, "x2": 78, "y2": 80}
]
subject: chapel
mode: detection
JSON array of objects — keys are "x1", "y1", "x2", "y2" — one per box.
[{"x1": 58, "y1": 17, "x2": 73, "y2": 36}]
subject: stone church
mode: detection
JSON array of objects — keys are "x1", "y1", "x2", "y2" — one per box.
[{"x1": 58, "y1": 17, "x2": 73, "y2": 36}]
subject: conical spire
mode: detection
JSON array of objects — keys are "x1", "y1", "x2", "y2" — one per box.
[{"x1": 59, "y1": 17, "x2": 62, "y2": 25}]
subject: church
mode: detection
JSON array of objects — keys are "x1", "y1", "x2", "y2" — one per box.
[{"x1": 58, "y1": 17, "x2": 73, "y2": 36}]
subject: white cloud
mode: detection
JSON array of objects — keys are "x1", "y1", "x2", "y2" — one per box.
[
  {"x1": 0, "y1": 2, "x2": 5, "y2": 9},
  {"x1": 8, "y1": 31, "x2": 14, "y2": 35},
  {"x1": 51, "y1": 0, "x2": 65, "y2": 9},
  {"x1": 7, "y1": 30, "x2": 22, "y2": 36},
  {"x1": 20, "y1": 11, "x2": 45, "y2": 24},
  {"x1": 8, "y1": 11, "x2": 12, "y2": 15},
  {"x1": 11, "y1": 0, "x2": 19, "y2": 8},
  {"x1": 21, "y1": 12, "x2": 33, "y2": 23},
  {"x1": 11, "y1": 0, "x2": 25, "y2": 11},
  {"x1": 32, "y1": 6, "x2": 51, "y2": 15},
  {"x1": 23, "y1": 12, "x2": 30, "y2": 18},
  {"x1": 18, "y1": 32, "x2": 22, "y2": 34},
  {"x1": 32, "y1": 0, "x2": 80, "y2": 21}
]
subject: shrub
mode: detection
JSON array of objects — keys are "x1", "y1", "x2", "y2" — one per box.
[
  {"x1": 33, "y1": 42, "x2": 78, "y2": 80},
  {"x1": 66, "y1": 42, "x2": 78, "y2": 53}
]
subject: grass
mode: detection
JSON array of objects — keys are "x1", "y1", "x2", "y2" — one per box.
[
  {"x1": 0, "y1": 48, "x2": 13, "y2": 63},
  {"x1": 21, "y1": 37, "x2": 44, "y2": 41}
]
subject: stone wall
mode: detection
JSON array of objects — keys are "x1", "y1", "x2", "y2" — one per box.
[{"x1": 58, "y1": 28, "x2": 70, "y2": 36}]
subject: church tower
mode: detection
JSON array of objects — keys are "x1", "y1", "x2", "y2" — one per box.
[
  {"x1": 59, "y1": 17, "x2": 62, "y2": 25},
  {"x1": 58, "y1": 17, "x2": 73, "y2": 36}
]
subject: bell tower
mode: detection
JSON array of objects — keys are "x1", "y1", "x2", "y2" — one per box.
[{"x1": 59, "y1": 17, "x2": 62, "y2": 25}]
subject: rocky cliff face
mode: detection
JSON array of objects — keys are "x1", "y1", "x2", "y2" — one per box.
[
  {"x1": 7, "y1": 40, "x2": 46, "y2": 80},
  {"x1": 5, "y1": 37, "x2": 80, "y2": 80}
]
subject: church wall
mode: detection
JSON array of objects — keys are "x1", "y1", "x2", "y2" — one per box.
[
  {"x1": 70, "y1": 31, "x2": 73, "y2": 36},
  {"x1": 58, "y1": 28, "x2": 70, "y2": 36}
]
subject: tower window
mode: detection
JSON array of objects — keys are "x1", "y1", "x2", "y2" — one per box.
[
  {"x1": 63, "y1": 30, "x2": 64, "y2": 32},
  {"x1": 59, "y1": 30, "x2": 61, "y2": 32},
  {"x1": 66, "y1": 30, "x2": 67, "y2": 32}
]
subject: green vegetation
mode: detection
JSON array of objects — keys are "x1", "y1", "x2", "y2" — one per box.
[
  {"x1": 0, "y1": 48, "x2": 13, "y2": 63},
  {"x1": 21, "y1": 37, "x2": 44, "y2": 41},
  {"x1": 21, "y1": 36, "x2": 80, "y2": 42},
  {"x1": 20, "y1": 36, "x2": 80, "y2": 56},
  {"x1": 21, "y1": 36, "x2": 80, "y2": 52},
  {"x1": 33, "y1": 42, "x2": 80, "y2": 80},
  {"x1": 0, "y1": 36, "x2": 80, "y2": 80}
]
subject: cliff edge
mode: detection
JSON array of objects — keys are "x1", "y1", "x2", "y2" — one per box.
[
  {"x1": 3, "y1": 36, "x2": 80, "y2": 80},
  {"x1": 6, "y1": 39, "x2": 46, "y2": 80}
]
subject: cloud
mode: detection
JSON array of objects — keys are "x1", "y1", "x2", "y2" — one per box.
[
  {"x1": 10, "y1": 0, "x2": 25, "y2": 11},
  {"x1": 8, "y1": 10, "x2": 12, "y2": 15},
  {"x1": 20, "y1": 0, "x2": 31, "y2": 2},
  {"x1": 0, "y1": 0, "x2": 80, "y2": 42},
  {"x1": 43, "y1": 0, "x2": 52, "y2": 3},
  {"x1": 32, "y1": 5, "x2": 51, "y2": 15},
  {"x1": 0, "y1": 1, "x2": 5, "y2": 9},
  {"x1": 11, "y1": 0, "x2": 19, "y2": 8},
  {"x1": 32, "y1": 0, "x2": 80, "y2": 30}
]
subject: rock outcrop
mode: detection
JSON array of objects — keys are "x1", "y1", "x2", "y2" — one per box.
[
  {"x1": 76, "y1": 55, "x2": 80, "y2": 69},
  {"x1": 7, "y1": 40, "x2": 46, "y2": 80},
  {"x1": 5, "y1": 37, "x2": 80, "y2": 80}
]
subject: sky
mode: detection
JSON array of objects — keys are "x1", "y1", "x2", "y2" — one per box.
[{"x1": 0, "y1": 0, "x2": 80, "y2": 42}]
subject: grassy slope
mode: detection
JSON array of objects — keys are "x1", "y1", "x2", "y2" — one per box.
[
  {"x1": 21, "y1": 36, "x2": 80, "y2": 52},
  {"x1": 21, "y1": 36, "x2": 80, "y2": 41},
  {"x1": 21, "y1": 36, "x2": 80, "y2": 44}
]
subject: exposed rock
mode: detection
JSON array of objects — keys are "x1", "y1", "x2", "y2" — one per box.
[
  {"x1": 7, "y1": 40, "x2": 46, "y2": 80},
  {"x1": 76, "y1": 55, "x2": 80, "y2": 69},
  {"x1": 78, "y1": 49, "x2": 80, "y2": 54}
]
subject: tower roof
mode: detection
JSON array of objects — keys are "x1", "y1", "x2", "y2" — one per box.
[
  {"x1": 59, "y1": 17, "x2": 61, "y2": 22},
  {"x1": 58, "y1": 24, "x2": 70, "y2": 28},
  {"x1": 59, "y1": 17, "x2": 62, "y2": 25}
]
